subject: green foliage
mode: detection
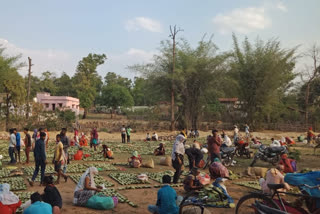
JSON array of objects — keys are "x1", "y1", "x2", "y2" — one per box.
[
  {"x1": 104, "y1": 72, "x2": 132, "y2": 90},
  {"x1": 230, "y1": 35, "x2": 297, "y2": 127},
  {"x1": 289, "y1": 149, "x2": 301, "y2": 161},
  {"x1": 54, "y1": 72, "x2": 77, "y2": 97},
  {"x1": 99, "y1": 84, "x2": 134, "y2": 110},
  {"x1": 73, "y1": 53, "x2": 106, "y2": 118}
]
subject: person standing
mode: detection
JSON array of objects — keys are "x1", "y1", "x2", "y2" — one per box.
[
  {"x1": 28, "y1": 132, "x2": 46, "y2": 186},
  {"x1": 60, "y1": 128, "x2": 70, "y2": 173},
  {"x1": 126, "y1": 126, "x2": 132, "y2": 143},
  {"x1": 207, "y1": 129, "x2": 222, "y2": 162},
  {"x1": 8, "y1": 128, "x2": 17, "y2": 164},
  {"x1": 233, "y1": 125, "x2": 239, "y2": 142},
  {"x1": 148, "y1": 175, "x2": 179, "y2": 214},
  {"x1": 74, "y1": 128, "x2": 79, "y2": 147},
  {"x1": 44, "y1": 128, "x2": 49, "y2": 150},
  {"x1": 171, "y1": 133, "x2": 186, "y2": 183},
  {"x1": 24, "y1": 128, "x2": 32, "y2": 164},
  {"x1": 121, "y1": 125, "x2": 126, "y2": 143},
  {"x1": 32, "y1": 129, "x2": 38, "y2": 144},
  {"x1": 15, "y1": 130, "x2": 21, "y2": 163},
  {"x1": 53, "y1": 134, "x2": 68, "y2": 184},
  {"x1": 90, "y1": 128, "x2": 98, "y2": 151},
  {"x1": 307, "y1": 127, "x2": 316, "y2": 145},
  {"x1": 244, "y1": 124, "x2": 250, "y2": 141}
]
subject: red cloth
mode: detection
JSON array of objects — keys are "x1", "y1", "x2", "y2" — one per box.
[
  {"x1": 207, "y1": 136, "x2": 222, "y2": 154},
  {"x1": 280, "y1": 157, "x2": 294, "y2": 173},
  {"x1": 74, "y1": 150, "x2": 83, "y2": 160},
  {"x1": 285, "y1": 137, "x2": 295, "y2": 145},
  {"x1": 0, "y1": 201, "x2": 21, "y2": 214}
]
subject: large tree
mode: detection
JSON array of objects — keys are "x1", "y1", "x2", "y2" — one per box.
[
  {"x1": 54, "y1": 72, "x2": 77, "y2": 97},
  {"x1": 230, "y1": 35, "x2": 297, "y2": 127},
  {"x1": 40, "y1": 71, "x2": 57, "y2": 94},
  {"x1": 99, "y1": 84, "x2": 134, "y2": 118},
  {"x1": 73, "y1": 53, "x2": 106, "y2": 119},
  {"x1": 104, "y1": 72, "x2": 132, "y2": 90},
  {"x1": 0, "y1": 47, "x2": 26, "y2": 130}
]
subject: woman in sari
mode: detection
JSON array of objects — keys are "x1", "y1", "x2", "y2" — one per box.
[{"x1": 73, "y1": 167, "x2": 102, "y2": 206}]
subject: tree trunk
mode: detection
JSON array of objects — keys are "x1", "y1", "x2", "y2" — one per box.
[
  {"x1": 305, "y1": 83, "x2": 310, "y2": 127},
  {"x1": 26, "y1": 57, "x2": 32, "y2": 119},
  {"x1": 82, "y1": 108, "x2": 87, "y2": 119},
  {"x1": 5, "y1": 93, "x2": 10, "y2": 131}
]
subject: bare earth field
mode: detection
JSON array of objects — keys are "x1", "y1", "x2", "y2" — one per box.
[{"x1": 0, "y1": 130, "x2": 319, "y2": 214}]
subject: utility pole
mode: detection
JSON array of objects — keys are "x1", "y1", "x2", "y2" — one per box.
[
  {"x1": 26, "y1": 57, "x2": 33, "y2": 119},
  {"x1": 169, "y1": 25, "x2": 183, "y2": 131}
]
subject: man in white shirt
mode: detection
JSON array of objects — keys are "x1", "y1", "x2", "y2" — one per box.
[
  {"x1": 171, "y1": 133, "x2": 186, "y2": 183},
  {"x1": 233, "y1": 125, "x2": 239, "y2": 142},
  {"x1": 9, "y1": 128, "x2": 17, "y2": 164}
]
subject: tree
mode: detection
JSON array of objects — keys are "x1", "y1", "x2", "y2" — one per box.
[
  {"x1": 40, "y1": 71, "x2": 57, "y2": 94},
  {"x1": 230, "y1": 35, "x2": 297, "y2": 127},
  {"x1": 0, "y1": 46, "x2": 26, "y2": 130},
  {"x1": 54, "y1": 72, "x2": 77, "y2": 97},
  {"x1": 24, "y1": 75, "x2": 41, "y2": 99},
  {"x1": 301, "y1": 44, "x2": 320, "y2": 126},
  {"x1": 73, "y1": 53, "x2": 106, "y2": 119},
  {"x1": 104, "y1": 72, "x2": 132, "y2": 90},
  {"x1": 132, "y1": 77, "x2": 151, "y2": 106},
  {"x1": 99, "y1": 84, "x2": 134, "y2": 118}
]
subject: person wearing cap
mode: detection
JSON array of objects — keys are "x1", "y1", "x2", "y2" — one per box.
[
  {"x1": 171, "y1": 132, "x2": 186, "y2": 183},
  {"x1": 128, "y1": 151, "x2": 142, "y2": 168},
  {"x1": 207, "y1": 129, "x2": 222, "y2": 163},
  {"x1": 183, "y1": 168, "x2": 203, "y2": 192}
]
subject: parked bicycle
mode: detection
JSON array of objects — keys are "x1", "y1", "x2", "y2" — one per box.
[{"x1": 236, "y1": 183, "x2": 320, "y2": 214}]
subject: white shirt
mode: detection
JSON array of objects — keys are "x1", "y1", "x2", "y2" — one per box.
[
  {"x1": 171, "y1": 134, "x2": 185, "y2": 160},
  {"x1": 234, "y1": 128, "x2": 239, "y2": 135},
  {"x1": 152, "y1": 133, "x2": 158, "y2": 140},
  {"x1": 223, "y1": 135, "x2": 232, "y2": 147},
  {"x1": 271, "y1": 140, "x2": 281, "y2": 147},
  {"x1": 9, "y1": 133, "x2": 16, "y2": 148}
]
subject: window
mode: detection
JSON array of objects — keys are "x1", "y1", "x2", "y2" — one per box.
[
  {"x1": 45, "y1": 103, "x2": 49, "y2": 108},
  {"x1": 59, "y1": 103, "x2": 63, "y2": 108},
  {"x1": 72, "y1": 104, "x2": 75, "y2": 108}
]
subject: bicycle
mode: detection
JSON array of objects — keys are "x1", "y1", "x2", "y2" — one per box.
[{"x1": 235, "y1": 183, "x2": 320, "y2": 214}]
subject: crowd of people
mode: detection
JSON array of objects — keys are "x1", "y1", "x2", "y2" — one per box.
[{"x1": 2, "y1": 125, "x2": 320, "y2": 214}]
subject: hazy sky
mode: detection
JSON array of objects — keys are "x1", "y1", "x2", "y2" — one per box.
[{"x1": 0, "y1": 0, "x2": 319, "y2": 79}]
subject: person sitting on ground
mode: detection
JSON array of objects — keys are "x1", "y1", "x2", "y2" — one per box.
[
  {"x1": 41, "y1": 175, "x2": 62, "y2": 214},
  {"x1": 152, "y1": 132, "x2": 158, "y2": 141},
  {"x1": 148, "y1": 175, "x2": 179, "y2": 214},
  {"x1": 259, "y1": 165, "x2": 291, "y2": 194},
  {"x1": 146, "y1": 133, "x2": 151, "y2": 141},
  {"x1": 24, "y1": 192, "x2": 52, "y2": 214},
  {"x1": 101, "y1": 144, "x2": 114, "y2": 159},
  {"x1": 270, "y1": 138, "x2": 281, "y2": 147},
  {"x1": 183, "y1": 167, "x2": 203, "y2": 192},
  {"x1": 128, "y1": 151, "x2": 142, "y2": 168},
  {"x1": 279, "y1": 154, "x2": 295, "y2": 173},
  {"x1": 79, "y1": 132, "x2": 88, "y2": 147},
  {"x1": 185, "y1": 141, "x2": 204, "y2": 171},
  {"x1": 154, "y1": 143, "x2": 165, "y2": 156},
  {"x1": 73, "y1": 167, "x2": 102, "y2": 206},
  {"x1": 285, "y1": 137, "x2": 295, "y2": 145},
  {"x1": 251, "y1": 137, "x2": 261, "y2": 145},
  {"x1": 209, "y1": 158, "x2": 229, "y2": 179}
]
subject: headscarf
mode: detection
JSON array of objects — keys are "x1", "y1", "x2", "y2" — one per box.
[
  {"x1": 214, "y1": 158, "x2": 221, "y2": 163},
  {"x1": 74, "y1": 167, "x2": 98, "y2": 192},
  {"x1": 171, "y1": 134, "x2": 186, "y2": 160},
  {"x1": 132, "y1": 151, "x2": 139, "y2": 158},
  {"x1": 32, "y1": 129, "x2": 37, "y2": 139}
]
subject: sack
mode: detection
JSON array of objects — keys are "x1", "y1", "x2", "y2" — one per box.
[
  {"x1": 143, "y1": 159, "x2": 154, "y2": 168},
  {"x1": 290, "y1": 159, "x2": 297, "y2": 172},
  {"x1": 160, "y1": 156, "x2": 171, "y2": 166},
  {"x1": 246, "y1": 167, "x2": 268, "y2": 178},
  {"x1": 197, "y1": 159, "x2": 205, "y2": 168},
  {"x1": 0, "y1": 201, "x2": 21, "y2": 214},
  {"x1": 86, "y1": 195, "x2": 114, "y2": 210}
]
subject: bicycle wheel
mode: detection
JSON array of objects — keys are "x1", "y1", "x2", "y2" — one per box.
[
  {"x1": 235, "y1": 192, "x2": 280, "y2": 214},
  {"x1": 179, "y1": 203, "x2": 206, "y2": 214}
]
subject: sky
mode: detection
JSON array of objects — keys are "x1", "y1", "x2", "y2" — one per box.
[{"x1": 0, "y1": 0, "x2": 319, "y2": 79}]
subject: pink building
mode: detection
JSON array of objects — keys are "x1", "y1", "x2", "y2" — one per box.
[{"x1": 36, "y1": 92, "x2": 80, "y2": 115}]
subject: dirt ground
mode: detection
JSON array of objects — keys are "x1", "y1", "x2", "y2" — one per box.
[{"x1": 1, "y1": 129, "x2": 319, "y2": 214}]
